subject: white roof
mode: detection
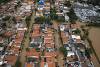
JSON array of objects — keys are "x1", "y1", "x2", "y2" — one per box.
[
  {"x1": 0, "y1": 61, "x2": 3, "y2": 65},
  {"x1": 71, "y1": 35, "x2": 81, "y2": 39},
  {"x1": 67, "y1": 51, "x2": 75, "y2": 57},
  {"x1": 44, "y1": 63, "x2": 48, "y2": 67},
  {"x1": 65, "y1": 15, "x2": 69, "y2": 21},
  {"x1": 66, "y1": 47, "x2": 70, "y2": 50},
  {"x1": 26, "y1": 5, "x2": 31, "y2": 10},
  {"x1": 60, "y1": 25, "x2": 65, "y2": 31},
  {"x1": 17, "y1": 28, "x2": 27, "y2": 30},
  {"x1": 64, "y1": 7, "x2": 68, "y2": 9},
  {"x1": 0, "y1": 47, "x2": 4, "y2": 51}
]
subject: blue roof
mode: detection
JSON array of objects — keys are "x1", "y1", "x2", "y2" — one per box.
[{"x1": 38, "y1": 0, "x2": 44, "y2": 5}]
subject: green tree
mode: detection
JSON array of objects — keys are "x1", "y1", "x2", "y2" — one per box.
[
  {"x1": 72, "y1": 28, "x2": 81, "y2": 35},
  {"x1": 35, "y1": 0, "x2": 40, "y2": 3},
  {"x1": 25, "y1": 16, "x2": 31, "y2": 27},
  {"x1": 50, "y1": 8, "x2": 58, "y2": 20},
  {"x1": 67, "y1": 8, "x2": 78, "y2": 24},
  {"x1": 0, "y1": 0, "x2": 10, "y2": 4},
  {"x1": 59, "y1": 46, "x2": 67, "y2": 57},
  {"x1": 57, "y1": 16, "x2": 65, "y2": 22},
  {"x1": 85, "y1": 48, "x2": 91, "y2": 59},
  {"x1": 26, "y1": 48, "x2": 30, "y2": 52},
  {"x1": 15, "y1": 59, "x2": 22, "y2": 67},
  {"x1": 2, "y1": 16, "x2": 11, "y2": 21},
  {"x1": 35, "y1": 16, "x2": 45, "y2": 24},
  {"x1": 35, "y1": 48, "x2": 40, "y2": 52},
  {"x1": 64, "y1": 1, "x2": 71, "y2": 7}
]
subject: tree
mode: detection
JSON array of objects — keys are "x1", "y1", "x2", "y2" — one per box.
[
  {"x1": 57, "y1": 16, "x2": 65, "y2": 22},
  {"x1": 67, "y1": 8, "x2": 78, "y2": 24},
  {"x1": 35, "y1": 48, "x2": 40, "y2": 52},
  {"x1": 0, "y1": 0, "x2": 10, "y2": 4},
  {"x1": 87, "y1": 0, "x2": 100, "y2": 6},
  {"x1": 34, "y1": 0, "x2": 40, "y2": 3},
  {"x1": 50, "y1": 8, "x2": 58, "y2": 20},
  {"x1": 35, "y1": 16, "x2": 45, "y2": 24},
  {"x1": 85, "y1": 49, "x2": 91, "y2": 59},
  {"x1": 15, "y1": 59, "x2": 22, "y2": 67},
  {"x1": 72, "y1": 28, "x2": 81, "y2": 35},
  {"x1": 64, "y1": 1, "x2": 71, "y2": 7},
  {"x1": 2, "y1": 16, "x2": 11, "y2": 21},
  {"x1": 59, "y1": 46, "x2": 67, "y2": 57},
  {"x1": 1, "y1": 23, "x2": 6, "y2": 28},
  {"x1": 12, "y1": 17, "x2": 16, "y2": 23},
  {"x1": 26, "y1": 48, "x2": 30, "y2": 52},
  {"x1": 25, "y1": 16, "x2": 31, "y2": 27}
]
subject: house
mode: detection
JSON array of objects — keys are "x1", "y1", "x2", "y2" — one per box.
[
  {"x1": 0, "y1": 47, "x2": 4, "y2": 55},
  {"x1": 61, "y1": 31, "x2": 69, "y2": 44},
  {"x1": 41, "y1": 51, "x2": 56, "y2": 67},
  {"x1": 25, "y1": 63, "x2": 33, "y2": 67},
  {"x1": 4, "y1": 55, "x2": 17, "y2": 66},
  {"x1": 12, "y1": 42, "x2": 21, "y2": 48},
  {"x1": 71, "y1": 35, "x2": 82, "y2": 43},
  {"x1": 4, "y1": 31, "x2": 14, "y2": 37},
  {"x1": 66, "y1": 51, "x2": 78, "y2": 62},
  {"x1": 8, "y1": 46, "x2": 20, "y2": 55},
  {"x1": 41, "y1": 61, "x2": 55, "y2": 67},
  {"x1": 36, "y1": 11, "x2": 43, "y2": 17},
  {"x1": 31, "y1": 24, "x2": 41, "y2": 37},
  {"x1": 44, "y1": 27, "x2": 55, "y2": 49},
  {"x1": 26, "y1": 48, "x2": 40, "y2": 58},
  {"x1": 44, "y1": 2, "x2": 50, "y2": 16},
  {"x1": 14, "y1": 38, "x2": 23, "y2": 44},
  {"x1": 56, "y1": 12, "x2": 64, "y2": 16},
  {"x1": 45, "y1": 44, "x2": 54, "y2": 48},
  {"x1": 44, "y1": 51, "x2": 57, "y2": 58}
]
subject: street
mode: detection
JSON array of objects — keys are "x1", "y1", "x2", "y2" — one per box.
[
  {"x1": 20, "y1": 11, "x2": 35, "y2": 67},
  {"x1": 53, "y1": 21, "x2": 64, "y2": 67}
]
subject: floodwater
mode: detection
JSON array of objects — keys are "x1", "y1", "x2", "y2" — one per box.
[{"x1": 89, "y1": 27, "x2": 100, "y2": 67}]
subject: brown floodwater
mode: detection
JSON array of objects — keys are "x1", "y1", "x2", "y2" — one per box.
[{"x1": 89, "y1": 27, "x2": 100, "y2": 67}]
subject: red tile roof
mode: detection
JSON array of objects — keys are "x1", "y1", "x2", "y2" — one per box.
[
  {"x1": 14, "y1": 38, "x2": 23, "y2": 44},
  {"x1": 44, "y1": 52, "x2": 57, "y2": 57},
  {"x1": 31, "y1": 24, "x2": 41, "y2": 37},
  {"x1": 44, "y1": 39, "x2": 54, "y2": 44},
  {"x1": 26, "y1": 48, "x2": 40, "y2": 58},
  {"x1": 9, "y1": 46, "x2": 20, "y2": 54},
  {"x1": 15, "y1": 16, "x2": 21, "y2": 21},
  {"x1": 41, "y1": 61, "x2": 55, "y2": 67},
  {"x1": 61, "y1": 31, "x2": 69, "y2": 44},
  {"x1": 4, "y1": 55, "x2": 17, "y2": 65},
  {"x1": 45, "y1": 44, "x2": 54, "y2": 48},
  {"x1": 13, "y1": 42, "x2": 21, "y2": 47},
  {"x1": 25, "y1": 63, "x2": 33, "y2": 67},
  {"x1": 4, "y1": 31, "x2": 14, "y2": 37}
]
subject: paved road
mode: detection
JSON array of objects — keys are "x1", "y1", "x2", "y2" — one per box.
[{"x1": 20, "y1": 11, "x2": 35, "y2": 67}]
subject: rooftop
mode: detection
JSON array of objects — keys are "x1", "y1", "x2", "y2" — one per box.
[
  {"x1": 4, "y1": 55, "x2": 17, "y2": 66},
  {"x1": 25, "y1": 63, "x2": 33, "y2": 67},
  {"x1": 26, "y1": 48, "x2": 40, "y2": 58},
  {"x1": 41, "y1": 62, "x2": 55, "y2": 67}
]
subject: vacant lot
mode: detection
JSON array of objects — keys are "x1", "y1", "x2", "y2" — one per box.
[{"x1": 89, "y1": 27, "x2": 100, "y2": 67}]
